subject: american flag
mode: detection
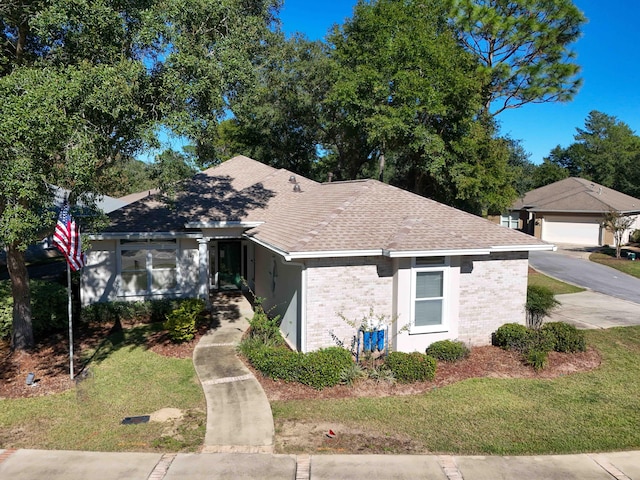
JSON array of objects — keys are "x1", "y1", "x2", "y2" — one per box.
[{"x1": 53, "y1": 204, "x2": 86, "y2": 271}]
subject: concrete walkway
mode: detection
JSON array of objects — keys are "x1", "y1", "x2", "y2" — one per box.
[{"x1": 193, "y1": 292, "x2": 275, "y2": 453}]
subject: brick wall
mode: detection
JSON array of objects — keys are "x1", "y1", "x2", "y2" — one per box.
[
  {"x1": 304, "y1": 256, "x2": 394, "y2": 351},
  {"x1": 457, "y1": 252, "x2": 528, "y2": 345}
]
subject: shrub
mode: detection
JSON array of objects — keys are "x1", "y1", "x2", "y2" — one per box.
[
  {"x1": 247, "y1": 300, "x2": 283, "y2": 345},
  {"x1": 524, "y1": 348, "x2": 548, "y2": 372},
  {"x1": 240, "y1": 341, "x2": 353, "y2": 389},
  {"x1": 163, "y1": 298, "x2": 205, "y2": 343},
  {"x1": 385, "y1": 351, "x2": 436, "y2": 383},
  {"x1": 299, "y1": 347, "x2": 354, "y2": 389},
  {"x1": 542, "y1": 322, "x2": 587, "y2": 353},
  {"x1": 0, "y1": 280, "x2": 67, "y2": 340},
  {"x1": 80, "y1": 299, "x2": 181, "y2": 324},
  {"x1": 630, "y1": 229, "x2": 640, "y2": 244},
  {"x1": 492, "y1": 323, "x2": 530, "y2": 351},
  {"x1": 339, "y1": 363, "x2": 367, "y2": 386},
  {"x1": 368, "y1": 366, "x2": 396, "y2": 385},
  {"x1": 252, "y1": 347, "x2": 303, "y2": 383},
  {"x1": 526, "y1": 285, "x2": 559, "y2": 329},
  {"x1": 426, "y1": 339, "x2": 470, "y2": 362}
]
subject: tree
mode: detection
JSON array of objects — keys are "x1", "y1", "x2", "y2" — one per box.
[
  {"x1": 602, "y1": 210, "x2": 636, "y2": 259},
  {"x1": 547, "y1": 111, "x2": 640, "y2": 197},
  {"x1": 223, "y1": 34, "x2": 331, "y2": 178},
  {"x1": 448, "y1": 0, "x2": 586, "y2": 116},
  {"x1": 531, "y1": 157, "x2": 569, "y2": 188},
  {"x1": 505, "y1": 137, "x2": 536, "y2": 196},
  {"x1": 0, "y1": 0, "x2": 278, "y2": 350},
  {"x1": 325, "y1": 0, "x2": 517, "y2": 214}
]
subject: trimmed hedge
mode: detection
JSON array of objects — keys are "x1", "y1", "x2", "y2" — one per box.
[
  {"x1": 426, "y1": 340, "x2": 469, "y2": 362},
  {"x1": 385, "y1": 351, "x2": 436, "y2": 383},
  {"x1": 80, "y1": 299, "x2": 182, "y2": 324},
  {"x1": 240, "y1": 341, "x2": 354, "y2": 390}
]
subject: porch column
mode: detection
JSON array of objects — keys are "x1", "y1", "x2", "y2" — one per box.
[{"x1": 197, "y1": 238, "x2": 211, "y2": 308}]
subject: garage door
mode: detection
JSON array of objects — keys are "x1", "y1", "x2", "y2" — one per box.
[{"x1": 542, "y1": 218, "x2": 601, "y2": 245}]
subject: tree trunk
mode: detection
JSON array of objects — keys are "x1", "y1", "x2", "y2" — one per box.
[{"x1": 7, "y1": 243, "x2": 34, "y2": 350}]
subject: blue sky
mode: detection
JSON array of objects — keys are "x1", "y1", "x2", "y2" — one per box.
[{"x1": 279, "y1": 0, "x2": 640, "y2": 164}]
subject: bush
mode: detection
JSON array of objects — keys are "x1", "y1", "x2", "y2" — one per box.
[
  {"x1": 240, "y1": 343, "x2": 353, "y2": 389},
  {"x1": 385, "y1": 351, "x2": 436, "y2": 383},
  {"x1": 630, "y1": 229, "x2": 640, "y2": 243},
  {"x1": 524, "y1": 349, "x2": 548, "y2": 372},
  {"x1": 426, "y1": 339, "x2": 470, "y2": 362},
  {"x1": 542, "y1": 322, "x2": 587, "y2": 353},
  {"x1": 339, "y1": 363, "x2": 367, "y2": 386},
  {"x1": 0, "y1": 280, "x2": 67, "y2": 340},
  {"x1": 80, "y1": 299, "x2": 181, "y2": 324},
  {"x1": 492, "y1": 323, "x2": 530, "y2": 351},
  {"x1": 299, "y1": 347, "x2": 354, "y2": 389},
  {"x1": 163, "y1": 298, "x2": 205, "y2": 343},
  {"x1": 251, "y1": 346, "x2": 303, "y2": 383},
  {"x1": 246, "y1": 300, "x2": 283, "y2": 346},
  {"x1": 526, "y1": 285, "x2": 559, "y2": 329}
]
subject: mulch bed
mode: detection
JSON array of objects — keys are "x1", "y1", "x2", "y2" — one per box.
[{"x1": 1, "y1": 322, "x2": 601, "y2": 401}]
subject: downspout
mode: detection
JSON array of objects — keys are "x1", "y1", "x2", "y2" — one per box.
[{"x1": 282, "y1": 258, "x2": 307, "y2": 353}]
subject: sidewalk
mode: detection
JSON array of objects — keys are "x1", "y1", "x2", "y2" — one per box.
[{"x1": 2, "y1": 449, "x2": 640, "y2": 479}]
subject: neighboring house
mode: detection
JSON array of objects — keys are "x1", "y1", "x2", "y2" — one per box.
[
  {"x1": 507, "y1": 178, "x2": 640, "y2": 246},
  {"x1": 81, "y1": 155, "x2": 554, "y2": 353}
]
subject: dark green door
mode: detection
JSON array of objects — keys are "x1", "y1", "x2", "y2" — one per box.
[{"x1": 218, "y1": 241, "x2": 241, "y2": 290}]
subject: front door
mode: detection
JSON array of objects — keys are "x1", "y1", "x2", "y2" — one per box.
[{"x1": 217, "y1": 241, "x2": 242, "y2": 290}]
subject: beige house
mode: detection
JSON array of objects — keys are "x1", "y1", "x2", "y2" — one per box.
[
  {"x1": 82, "y1": 155, "x2": 553, "y2": 353},
  {"x1": 506, "y1": 178, "x2": 640, "y2": 246}
]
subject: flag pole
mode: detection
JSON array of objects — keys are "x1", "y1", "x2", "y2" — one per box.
[{"x1": 67, "y1": 262, "x2": 74, "y2": 380}]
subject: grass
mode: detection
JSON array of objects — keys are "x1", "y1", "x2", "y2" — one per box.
[
  {"x1": 0, "y1": 325, "x2": 206, "y2": 452},
  {"x1": 272, "y1": 327, "x2": 640, "y2": 455},
  {"x1": 528, "y1": 269, "x2": 585, "y2": 295},
  {"x1": 590, "y1": 247, "x2": 640, "y2": 279}
]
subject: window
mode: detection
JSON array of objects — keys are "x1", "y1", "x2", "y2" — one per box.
[
  {"x1": 411, "y1": 258, "x2": 448, "y2": 333},
  {"x1": 119, "y1": 240, "x2": 178, "y2": 295},
  {"x1": 500, "y1": 212, "x2": 519, "y2": 229}
]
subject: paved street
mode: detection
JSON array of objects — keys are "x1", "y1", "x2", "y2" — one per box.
[{"x1": 529, "y1": 250, "x2": 640, "y2": 304}]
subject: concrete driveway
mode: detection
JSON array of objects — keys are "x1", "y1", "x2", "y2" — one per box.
[{"x1": 530, "y1": 247, "x2": 640, "y2": 329}]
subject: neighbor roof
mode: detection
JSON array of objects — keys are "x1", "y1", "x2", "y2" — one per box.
[
  {"x1": 103, "y1": 155, "x2": 551, "y2": 257},
  {"x1": 513, "y1": 177, "x2": 640, "y2": 214}
]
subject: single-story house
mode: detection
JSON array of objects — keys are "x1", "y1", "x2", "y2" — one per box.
[
  {"x1": 81, "y1": 155, "x2": 554, "y2": 353},
  {"x1": 504, "y1": 178, "x2": 640, "y2": 246}
]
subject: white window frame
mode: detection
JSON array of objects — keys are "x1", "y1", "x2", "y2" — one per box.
[
  {"x1": 500, "y1": 212, "x2": 519, "y2": 229},
  {"x1": 410, "y1": 256, "x2": 449, "y2": 334},
  {"x1": 118, "y1": 239, "x2": 179, "y2": 296}
]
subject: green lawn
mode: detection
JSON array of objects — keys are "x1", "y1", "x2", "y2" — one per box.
[
  {"x1": 528, "y1": 269, "x2": 585, "y2": 294},
  {"x1": 0, "y1": 326, "x2": 206, "y2": 452},
  {"x1": 272, "y1": 327, "x2": 640, "y2": 455},
  {"x1": 590, "y1": 249, "x2": 640, "y2": 279}
]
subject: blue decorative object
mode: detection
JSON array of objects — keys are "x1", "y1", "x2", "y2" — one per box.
[
  {"x1": 363, "y1": 331, "x2": 372, "y2": 352},
  {"x1": 371, "y1": 330, "x2": 379, "y2": 351},
  {"x1": 377, "y1": 329, "x2": 385, "y2": 352}
]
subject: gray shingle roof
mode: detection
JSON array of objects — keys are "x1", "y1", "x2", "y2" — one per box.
[
  {"x1": 513, "y1": 177, "x2": 640, "y2": 213},
  {"x1": 104, "y1": 155, "x2": 550, "y2": 256}
]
